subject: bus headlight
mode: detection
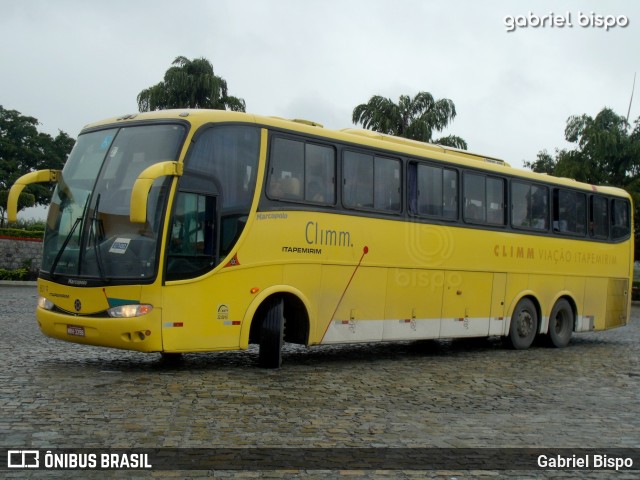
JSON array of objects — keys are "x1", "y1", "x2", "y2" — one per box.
[
  {"x1": 108, "y1": 304, "x2": 153, "y2": 318},
  {"x1": 38, "y1": 296, "x2": 54, "y2": 310}
]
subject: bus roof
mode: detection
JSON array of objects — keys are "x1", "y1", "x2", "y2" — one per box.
[{"x1": 83, "y1": 109, "x2": 631, "y2": 200}]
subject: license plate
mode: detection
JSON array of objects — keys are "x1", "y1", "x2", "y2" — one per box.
[{"x1": 67, "y1": 325, "x2": 85, "y2": 337}]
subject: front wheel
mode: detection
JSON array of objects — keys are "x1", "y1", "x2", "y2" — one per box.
[
  {"x1": 258, "y1": 298, "x2": 285, "y2": 369},
  {"x1": 505, "y1": 298, "x2": 538, "y2": 350},
  {"x1": 547, "y1": 299, "x2": 573, "y2": 348}
]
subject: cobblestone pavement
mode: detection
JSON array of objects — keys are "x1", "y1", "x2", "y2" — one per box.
[{"x1": 1, "y1": 284, "x2": 639, "y2": 479}]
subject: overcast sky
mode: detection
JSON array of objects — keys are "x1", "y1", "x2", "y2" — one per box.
[{"x1": 2, "y1": 0, "x2": 639, "y2": 219}]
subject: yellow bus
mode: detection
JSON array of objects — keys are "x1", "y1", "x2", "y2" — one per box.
[{"x1": 8, "y1": 110, "x2": 633, "y2": 368}]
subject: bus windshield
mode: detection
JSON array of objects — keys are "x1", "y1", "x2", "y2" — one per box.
[{"x1": 42, "y1": 123, "x2": 185, "y2": 282}]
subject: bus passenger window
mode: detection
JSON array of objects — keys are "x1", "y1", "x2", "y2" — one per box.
[
  {"x1": 443, "y1": 169, "x2": 458, "y2": 219},
  {"x1": 415, "y1": 163, "x2": 458, "y2": 219},
  {"x1": 463, "y1": 173, "x2": 486, "y2": 222},
  {"x1": 611, "y1": 199, "x2": 630, "y2": 240},
  {"x1": 530, "y1": 185, "x2": 548, "y2": 229},
  {"x1": 553, "y1": 189, "x2": 586, "y2": 236},
  {"x1": 343, "y1": 151, "x2": 374, "y2": 208},
  {"x1": 418, "y1": 164, "x2": 443, "y2": 216},
  {"x1": 463, "y1": 173, "x2": 504, "y2": 225},
  {"x1": 268, "y1": 138, "x2": 304, "y2": 200},
  {"x1": 304, "y1": 143, "x2": 335, "y2": 204},
  {"x1": 486, "y1": 177, "x2": 505, "y2": 225},
  {"x1": 268, "y1": 138, "x2": 335, "y2": 204},
  {"x1": 374, "y1": 156, "x2": 401, "y2": 212},
  {"x1": 589, "y1": 196, "x2": 609, "y2": 238},
  {"x1": 343, "y1": 151, "x2": 400, "y2": 212},
  {"x1": 512, "y1": 181, "x2": 548, "y2": 230}
]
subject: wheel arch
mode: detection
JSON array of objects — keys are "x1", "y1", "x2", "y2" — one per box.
[
  {"x1": 543, "y1": 293, "x2": 578, "y2": 334},
  {"x1": 506, "y1": 292, "x2": 543, "y2": 335},
  {"x1": 240, "y1": 285, "x2": 311, "y2": 349}
]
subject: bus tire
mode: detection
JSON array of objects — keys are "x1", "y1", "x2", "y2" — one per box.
[
  {"x1": 258, "y1": 297, "x2": 285, "y2": 369},
  {"x1": 506, "y1": 298, "x2": 538, "y2": 350},
  {"x1": 548, "y1": 299, "x2": 573, "y2": 348},
  {"x1": 160, "y1": 352, "x2": 183, "y2": 364}
]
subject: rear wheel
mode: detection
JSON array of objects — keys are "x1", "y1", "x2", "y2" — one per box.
[
  {"x1": 548, "y1": 299, "x2": 573, "y2": 348},
  {"x1": 258, "y1": 298, "x2": 285, "y2": 369},
  {"x1": 505, "y1": 298, "x2": 538, "y2": 350}
]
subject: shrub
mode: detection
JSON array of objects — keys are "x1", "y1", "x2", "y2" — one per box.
[
  {"x1": 0, "y1": 228, "x2": 44, "y2": 239},
  {"x1": 0, "y1": 268, "x2": 28, "y2": 281}
]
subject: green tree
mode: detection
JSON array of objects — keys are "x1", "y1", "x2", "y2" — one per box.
[
  {"x1": 525, "y1": 149, "x2": 556, "y2": 175},
  {"x1": 352, "y1": 92, "x2": 467, "y2": 149},
  {"x1": 0, "y1": 106, "x2": 74, "y2": 226},
  {"x1": 525, "y1": 107, "x2": 640, "y2": 256},
  {"x1": 137, "y1": 56, "x2": 246, "y2": 112},
  {"x1": 525, "y1": 108, "x2": 640, "y2": 186}
]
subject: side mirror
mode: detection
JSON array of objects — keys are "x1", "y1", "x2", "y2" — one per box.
[
  {"x1": 7, "y1": 169, "x2": 61, "y2": 222},
  {"x1": 130, "y1": 161, "x2": 183, "y2": 223}
]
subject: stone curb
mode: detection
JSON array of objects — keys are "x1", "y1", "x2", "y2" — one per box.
[{"x1": 0, "y1": 280, "x2": 37, "y2": 287}]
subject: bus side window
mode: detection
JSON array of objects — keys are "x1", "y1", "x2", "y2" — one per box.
[
  {"x1": 268, "y1": 138, "x2": 304, "y2": 201},
  {"x1": 417, "y1": 163, "x2": 443, "y2": 216},
  {"x1": 589, "y1": 195, "x2": 609, "y2": 239},
  {"x1": 343, "y1": 151, "x2": 374, "y2": 208},
  {"x1": 304, "y1": 144, "x2": 335, "y2": 204},
  {"x1": 512, "y1": 181, "x2": 548, "y2": 230},
  {"x1": 167, "y1": 192, "x2": 216, "y2": 280},
  {"x1": 374, "y1": 156, "x2": 401, "y2": 212},
  {"x1": 553, "y1": 189, "x2": 586, "y2": 236},
  {"x1": 611, "y1": 198, "x2": 631, "y2": 240},
  {"x1": 463, "y1": 173, "x2": 486, "y2": 222},
  {"x1": 486, "y1": 177, "x2": 505, "y2": 225},
  {"x1": 268, "y1": 138, "x2": 335, "y2": 205},
  {"x1": 414, "y1": 163, "x2": 458, "y2": 220},
  {"x1": 463, "y1": 173, "x2": 505, "y2": 225}
]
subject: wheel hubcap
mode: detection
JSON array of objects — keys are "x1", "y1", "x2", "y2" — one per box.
[
  {"x1": 517, "y1": 311, "x2": 533, "y2": 337},
  {"x1": 553, "y1": 312, "x2": 566, "y2": 334}
]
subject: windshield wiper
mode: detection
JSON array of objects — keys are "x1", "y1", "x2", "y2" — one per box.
[
  {"x1": 50, "y1": 216, "x2": 82, "y2": 277},
  {"x1": 89, "y1": 193, "x2": 107, "y2": 281}
]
